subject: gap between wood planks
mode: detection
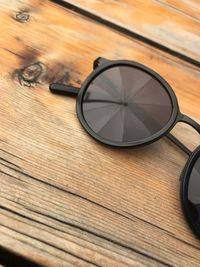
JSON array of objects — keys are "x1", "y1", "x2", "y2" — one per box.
[{"x1": 50, "y1": 0, "x2": 200, "y2": 68}]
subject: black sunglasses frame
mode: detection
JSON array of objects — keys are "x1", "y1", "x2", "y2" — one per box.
[
  {"x1": 181, "y1": 146, "x2": 200, "y2": 239},
  {"x1": 49, "y1": 57, "x2": 200, "y2": 239},
  {"x1": 77, "y1": 59, "x2": 179, "y2": 148}
]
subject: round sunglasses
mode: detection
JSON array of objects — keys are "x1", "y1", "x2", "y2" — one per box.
[{"x1": 49, "y1": 57, "x2": 200, "y2": 239}]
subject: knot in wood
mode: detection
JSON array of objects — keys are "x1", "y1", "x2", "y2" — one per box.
[
  {"x1": 22, "y1": 62, "x2": 43, "y2": 82},
  {"x1": 17, "y1": 62, "x2": 44, "y2": 87},
  {"x1": 15, "y1": 11, "x2": 30, "y2": 23}
]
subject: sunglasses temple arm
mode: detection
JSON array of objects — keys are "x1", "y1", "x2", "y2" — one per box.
[
  {"x1": 166, "y1": 133, "x2": 192, "y2": 156},
  {"x1": 49, "y1": 57, "x2": 111, "y2": 94},
  {"x1": 49, "y1": 83, "x2": 79, "y2": 96}
]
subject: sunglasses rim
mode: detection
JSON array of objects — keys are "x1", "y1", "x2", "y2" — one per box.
[
  {"x1": 181, "y1": 146, "x2": 200, "y2": 239},
  {"x1": 76, "y1": 60, "x2": 179, "y2": 147}
]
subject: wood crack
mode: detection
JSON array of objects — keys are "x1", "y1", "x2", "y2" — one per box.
[
  {"x1": 125, "y1": 212, "x2": 200, "y2": 252},
  {"x1": 0, "y1": 170, "x2": 26, "y2": 183},
  {"x1": 0, "y1": 157, "x2": 21, "y2": 169},
  {"x1": 2, "y1": 48, "x2": 26, "y2": 59},
  {"x1": 0, "y1": 148, "x2": 27, "y2": 162},
  {"x1": 0, "y1": 222, "x2": 103, "y2": 267},
  {"x1": 2, "y1": 163, "x2": 200, "y2": 259},
  {"x1": 0, "y1": 205, "x2": 170, "y2": 266},
  {"x1": 1, "y1": 164, "x2": 136, "y2": 223},
  {"x1": 0, "y1": 205, "x2": 137, "y2": 264}
]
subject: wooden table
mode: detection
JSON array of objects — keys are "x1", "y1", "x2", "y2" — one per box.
[{"x1": 0, "y1": 0, "x2": 200, "y2": 266}]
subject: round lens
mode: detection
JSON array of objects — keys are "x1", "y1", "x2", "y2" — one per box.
[
  {"x1": 187, "y1": 152, "x2": 200, "y2": 230},
  {"x1": 82, "y1": 65, "x2": 173, "y2": 144}
]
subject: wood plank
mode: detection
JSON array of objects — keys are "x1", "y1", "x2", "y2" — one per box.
[
  {"x1": 0, "y1": 0, "x2": 200, "y2": 266},
  {"x1": 59, "y1": 0, "x2": 200, "y2": 65},
  {"x1": 159, "y1": 0, "x2": 200, "y2": 19}
]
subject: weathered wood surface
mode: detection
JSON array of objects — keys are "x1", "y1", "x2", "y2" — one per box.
[
  {"x1": 0, "y1": 0, "x2": 200, "y2": 266},
  {"x1": 61, "y1": 0, "x2": 200, "y2": 65},
  {"x1": 161, "y1": 0, "x2": 200, "y2": 19}
]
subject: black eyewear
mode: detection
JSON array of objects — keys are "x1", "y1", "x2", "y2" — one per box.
[{"x1": 49, "y1": 57, "x2": 200, "y2": 239}]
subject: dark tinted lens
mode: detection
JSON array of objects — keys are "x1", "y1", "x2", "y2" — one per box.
[
  {"x1": 82, "y1": 65, "x2": 173, "y2": 143},
  {"x1": 187, "y1": 154, "x2": 200, "y2": 228}
]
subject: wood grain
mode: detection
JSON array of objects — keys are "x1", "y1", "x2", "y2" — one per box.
[
  {"x1": 0, "y1": 0, "x2": 200, "y2": 266},
  {"x1": 160, "y1": 0, "x2": 200, "y2": 19},
  {"x1": 60, "y1": 0, "x2": 200, "y2": 65}
]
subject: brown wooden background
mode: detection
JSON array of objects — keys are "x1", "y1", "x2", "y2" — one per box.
[{"x1": 0, "y1": 0, "x2": 200, "y2": 266}]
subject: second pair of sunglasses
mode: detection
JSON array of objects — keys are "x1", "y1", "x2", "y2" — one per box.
[{"x1": 49, "y1": 57, "x2": 200, "y2": 239}]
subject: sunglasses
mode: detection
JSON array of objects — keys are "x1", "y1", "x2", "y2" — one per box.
[{"x1": 49, "y1": 57, "x2": 200, "y2": 239}]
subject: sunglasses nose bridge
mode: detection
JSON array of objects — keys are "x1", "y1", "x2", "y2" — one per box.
[{"x1": 179, "y1": 114, "x2": 200, "y2": 135}]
